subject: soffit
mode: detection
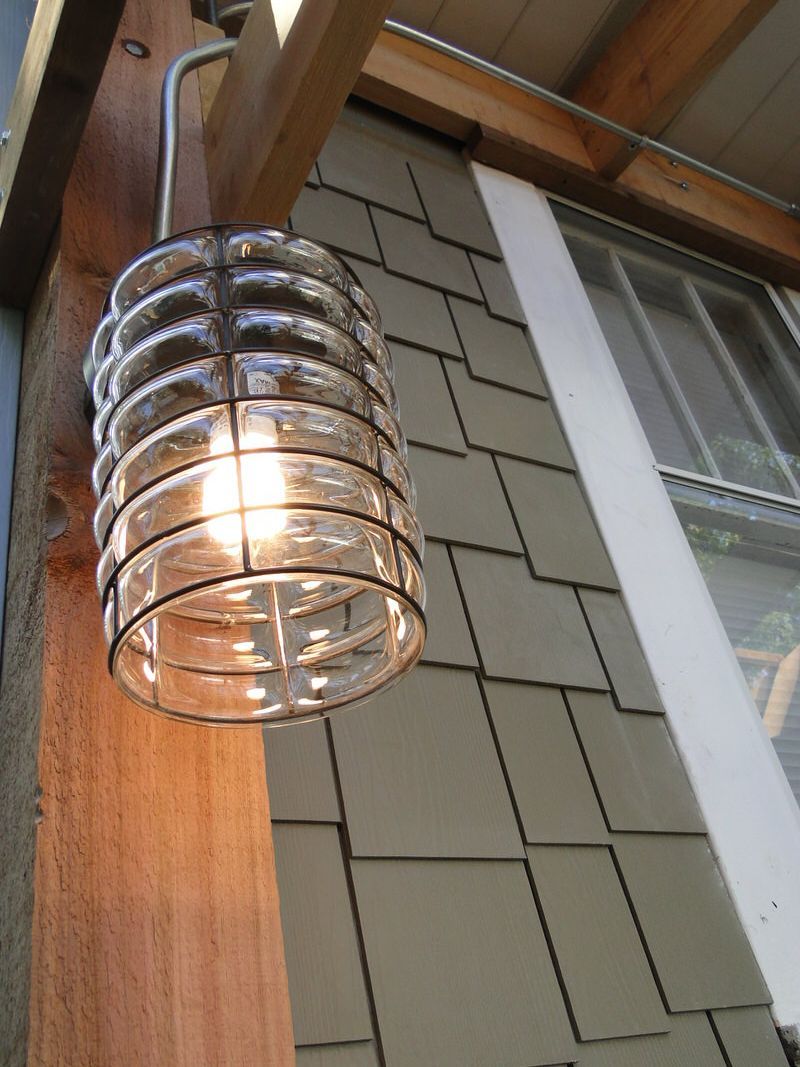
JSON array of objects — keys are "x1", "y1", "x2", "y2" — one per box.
[{"x1": 389, "y1": 0, "x2": 800, "y2": 205}]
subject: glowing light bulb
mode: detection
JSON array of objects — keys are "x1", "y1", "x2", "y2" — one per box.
[{"x1": 204, "y1": 420, "x2": 287, "y2": 545}]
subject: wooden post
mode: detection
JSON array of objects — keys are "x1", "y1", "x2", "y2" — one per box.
[
  {"x1": 0, "y1": 0, "x2": 295, "y2": 1062},
  {"x1": 205, "y1": 0, "x2": 394, "y2": 224}
]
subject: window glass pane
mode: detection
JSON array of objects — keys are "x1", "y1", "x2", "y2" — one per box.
[
  {"x1": 562, "y1": 234, "x2": 704, "y2": 473},
  {"x1": 668, "y1": 481, "x2": 800, "y2": 806},
  {"x1": 698, "y1": 286, "x2": 800, "y2": 479},
  {"x1": 622, "y1": 257, "x2": 789, "y2": 495},
  {"x1": 553, "y1": 200, "x2": 800, "y2": 501}
]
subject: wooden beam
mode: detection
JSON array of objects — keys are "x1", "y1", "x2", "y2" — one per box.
[
  {"x1": 355, "y1": 31, "x2": 800, "y2": 289},
  {"x1": 193, "y1": 17, "x2": 228, "y2": 124},
  {"x1": 0, "y1": 0, "x2": 127, "y2": 308},
  {"x1": 0, "y1": 0, "x2": 295, "y2": 1061},
  {"x1": 205, "y1": 0, "x2": 394, "y2": 225},
  {"x1": 570, "y1": 0, "x2": 780, "y2": 179}
]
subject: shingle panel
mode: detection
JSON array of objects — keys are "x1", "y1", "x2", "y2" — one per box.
[
  {"x1": 498, "y1": 457, "x2": 617, "y2": 587},
  {"x1": 420, "y1": 541, "x2": 479, "y2": 668},
  {"x1": 343, "y1": 257, "x2": 462, "y2": 356},
  {"x1": 528, "y1": 845, "x2": 668, "y2": 1040},
  {"x1": 410, "y1": 445, "x2": 521, "y2": 552},
  {"x1": 711, "y1": 1005, "x2": 789, "y2": 1067},
  {"x1": 317, "y1": 111, "x2": 424, "y2": 218},
  {"x1": 331, "y1": 666, "x2": 523, "y2": 858},
  {"x1": 295, "y1": 1043, "x2": 380, "y2": 1067},
  {"x1": 445, "y1": 360, "x2": 574, "y2": 466},
  {"x1": 273, "y1": 824, "x2": 372, "y2": 1046},
  {"x1": 575, "y1": 1011, "x2": 726, "y2": 1067},
  {"x1": 291, "y1": 185, "x2": 381, "y2": 263},
  {"x1": 263, "y1": 719, "x2": 340, "y2": 823},
  {"x1": 371, "y1": 208, "x2": 483, "y2": 301},
  {"x1": 578, "y1": 588, "x2": 664, "y2": 713},
  {"x1": 568, "y1": 691, "x2": 705, "y2": 833},
  {"x1": 485, "y1": 680, "x2": 607, "y2": 843},
  {"x1": 407, "y1": 155, "x2": 502, "y2": 257},
  {"x1": 351, "y1": 858, "x2": 577, "y2": 1067},
  {"x1": 614, "y1": 834, "x2": 771, "y2": 1011},
  {"x1": 448, "y1": 296, "x2": 547, "y2": 395},
  {"x1": 470, "y1": 251, "x2": 527, "y2": 324},
  {"x1": 453, "y1": 548, "x2": 607, "y2": 687},
  {"x1": 391, "y1": 343, "x2": 466, "y2": 454}
]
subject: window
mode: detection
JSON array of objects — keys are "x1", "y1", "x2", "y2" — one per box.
[{"x1": 553, "y1": 202, "x2": 800, "y2": 807}]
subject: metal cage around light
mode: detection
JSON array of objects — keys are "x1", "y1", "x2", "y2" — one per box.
[{"x1": 88, "y1": 225, "x2": 426, "y2": 725}]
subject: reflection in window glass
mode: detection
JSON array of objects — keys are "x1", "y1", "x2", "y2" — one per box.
[
  {"x1": 562, "y1": 234, "x2": 704, "y2": 473},
  {"x1": 555, "y1": 201, "x2": 800, "y2": 501},
  {"x1": 668, "y1": 481, "x2": 800, "y2": 805},
  {"x1": 698, "y1": 286, "x2": 800, "y2": 477},
  {"x1": 622, "y1": 257, "x2": 789, "y2": 495}
]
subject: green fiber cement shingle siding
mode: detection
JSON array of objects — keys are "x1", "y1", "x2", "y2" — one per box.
[{"x1": 274, "y1": 101, "x2": 785, "y2": 1066}]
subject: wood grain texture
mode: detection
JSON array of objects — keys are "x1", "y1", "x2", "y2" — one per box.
[
  {"x1": 355, "y1": 31, "x2": 800, "y2": 288},
  {"x1": 571, "y1": 0, "x2": 780, "y2": 177},
  {"x1": 0, "y1": 0, "x2": 126, "y2": 307},
  {"x1": 205, "y1": 0, "x2": 394, "y2": 224},
  {"x1": 21, "y1": 0, "x2": 295, "y2": 1063},
  {"x1": 193, "y1": 16, "x2": 227, "y2": 124},
  {"x1": 0, "y1": 246, "x2": 56, "y2": 1067},
  {"x1": 0, "y1": 309, "x2": 23, "y2": 648}
]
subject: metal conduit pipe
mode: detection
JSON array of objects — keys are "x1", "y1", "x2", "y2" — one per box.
[
  {"x1": 382, "y1": 19, "x2": 799, "y2": 217},
  {"x1": 159, "y1": 7, "x2": 799, "y2": 237},
  {"x1": 152, "y1": 37, "x2": 238, "y2": 242}
]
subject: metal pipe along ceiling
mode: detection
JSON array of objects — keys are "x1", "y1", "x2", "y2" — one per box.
[
  {"x1": 206, "y1": 5, "x2": 799, "y2": 218},
  {"x1": 382, "y1": 19, "x2": 799, "y2": 218}
]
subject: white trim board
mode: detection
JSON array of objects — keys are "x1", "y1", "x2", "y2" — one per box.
[{"x1": 473, "y1": 162, "x2": 800, "y2": 1029}]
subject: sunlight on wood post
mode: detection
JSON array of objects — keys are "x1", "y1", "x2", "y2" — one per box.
[
  {"x1": 205, "y1": 0, "x2": 394, "y2": 225},
  {"x1": 10, "y1": 0, "x2": 296, "y2": 1063}
]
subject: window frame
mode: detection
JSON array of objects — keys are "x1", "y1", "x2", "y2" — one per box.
[{"x1": 473, "y1": 161, "x2": 800, "y2": 1030}]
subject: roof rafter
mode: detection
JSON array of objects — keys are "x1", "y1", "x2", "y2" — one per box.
[{"x1": 570, "y1": 0, "x2": 780, "y2": 179}]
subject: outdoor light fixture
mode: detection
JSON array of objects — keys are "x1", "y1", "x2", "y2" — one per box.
[{"x1": 85, "y1": 39, "x2": 426, "y2": 726}]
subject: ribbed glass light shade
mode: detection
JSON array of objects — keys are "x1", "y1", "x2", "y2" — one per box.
[{"x1": 88, "y1": 225, "x2": 426, "y2": 725}]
